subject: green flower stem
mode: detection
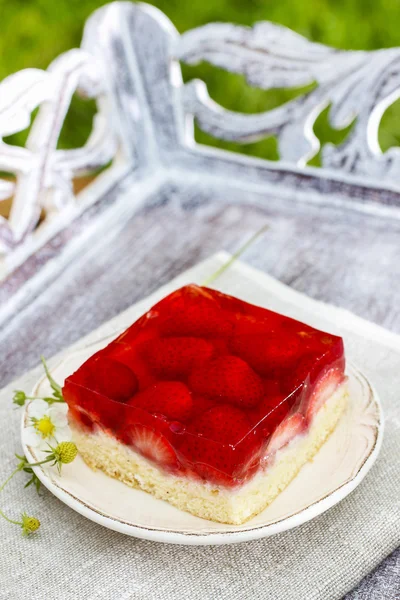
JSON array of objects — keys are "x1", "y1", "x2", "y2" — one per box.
[
  {"x1": 201, "y1": 224, "x2": 269, "y2": 287},
  {"x1": 0, "y1": 466, "x2": 23, "y2": 493},
  {"x1": 24, "y1": 456, "x2": 55, "y2": 469},
  {"x1": 23, "y1": 396, "x2": 64, "y2": 403},
  {"x1": 0, "y1": 507, "x2": 21, "y2": 526},
  {"x1": 28, "y1": 396, "x2": 63, "y2": 402},
  {"x1": 40, "y1": 356, "x2": 64, "y2": 399},
  {"x1": 13, "y1": 388, "x2": 64, "y2": 406},
  {"x1": 39, "y1": 397, "x2": 65, "y2": 404},
  {"x1": 0, "y1": 508, "x2": 40, "y2": 535},
  {"x1": 0, "y1": 456, "x2": 52, "y2": 495}
]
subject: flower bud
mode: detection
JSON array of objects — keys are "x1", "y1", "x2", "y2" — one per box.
[
  {"x1": 21, "y1": 513, "x2": 40, "y2": 536},
  {"x1": 13, "y1": 391, "x2": 27, "y2": 406},
  {"x1": 54, "y1": 441, "x2": 78, "y2": 464}
]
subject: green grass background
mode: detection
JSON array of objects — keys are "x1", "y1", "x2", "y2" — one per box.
[{"x1": 1, "y1": 0, "x2": 400, "y2": 163}]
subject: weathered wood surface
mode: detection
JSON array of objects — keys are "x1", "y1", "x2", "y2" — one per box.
[{"x1": 1, "y1": 1, "x2": 400, "y2": 289}]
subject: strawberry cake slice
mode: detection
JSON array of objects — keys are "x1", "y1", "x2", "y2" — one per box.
[{"x1": 63, "y1": 285, "x2": 348, "y2": 525}]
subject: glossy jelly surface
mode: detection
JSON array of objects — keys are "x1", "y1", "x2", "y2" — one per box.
[{"x1": 63, "y1": 285, "x2": 345, "y2": 487}]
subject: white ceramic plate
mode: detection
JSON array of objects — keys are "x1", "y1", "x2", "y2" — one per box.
[{"x1": 22, "y1": 339, "x2": 383, "y2": 545}]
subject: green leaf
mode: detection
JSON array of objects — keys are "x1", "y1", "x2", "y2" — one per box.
[
  {"x1": 15, "y1": 454, "x2": 29, "y2": 471},
  {"x1": 40, "y1": 356, "x2": 64, "y2": 401},
  {"x1": 23, "y1": 473, "x2": 41, "y2": 494},
  {"x1": 45, "y1": 396, "x2": 65, "y2": 404}
]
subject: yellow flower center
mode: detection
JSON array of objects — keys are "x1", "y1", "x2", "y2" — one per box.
[
  {"x1": 21, "y1": 514, "x2": 40, "y2": 535},
  {"x1": 34, "y1": 415, "x2": 55, "y2": 438},
  {"x1": 54, "y1": 441, "x2": 78, "y2": 464}
]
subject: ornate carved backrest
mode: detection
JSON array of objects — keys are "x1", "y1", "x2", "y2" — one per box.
[{"x1": 1, "y1": 1, "x2": 400, "y2": 309}]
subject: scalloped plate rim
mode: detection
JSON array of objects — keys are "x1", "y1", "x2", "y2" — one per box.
[{"x1": 21, "y1": 359, "x2": 384, "y2": 546}]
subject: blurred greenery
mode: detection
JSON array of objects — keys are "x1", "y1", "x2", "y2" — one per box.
[{"x1": 1, "y1": 0, "x2": 400, "y2": 162}]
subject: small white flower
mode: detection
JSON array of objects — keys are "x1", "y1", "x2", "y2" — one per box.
[{"x1": 23, "y1": 400, "x2": 70, "y2": 450}]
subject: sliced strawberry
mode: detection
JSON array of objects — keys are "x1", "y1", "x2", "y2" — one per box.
[
  {"x1": 63, "y1": 379, "x2": 126, "y2": 432},
  {"x1": 179, "y1": 435, "x2": 259, "y2": 486},
  {"x1": 285, "y1": 353, "x2": 318, "y2": 392},
  {"x1": 127, "y1": 381, "x2": 193, "y2": 421},
  {"x1": 192, "y1": 463, "x2": 236, "y2": 487},
  {"x1": 252, "y1": 395, "x2": 291, "y2": 431},
  {"x1": 189, "y1": 355, "x2": 264, "y2": 408},
  {"x1": 128, "y1": 424, "x2": 177, "y2": 467},
  {"x1": 67, "y1": 404, "x2": 94, "y2": 431},
  {"x1": 80, "y1": 357, "x2": 138, "y2": 402},
  {"x1": 191, "y1": 405, "x2": 251, "y2": 445},
  {"x1": 178, "y1": 434, "x2": 238, "y2": 486},
  {"x1": 140, "y1": 336, "x2": 214, "y2": 378},
  {"x1": 266, "y1": 414, "x2": 306, "y2": 454},
  {"x1": 239, "y1": 437, "x2": 266, "y2": 477},
  {"x1": 306, "y1": 366, "x2": 345, "y2": 421},
  {"x1": 178, "y1": 402, "x2": 262, "y2": 485},
  {"x1": 180, "y1": 465, "x2": 202, "y2": 482},
  {"x1": 231, "y1": 332, "x2": 301, "y2": 377},
  {"x1": 284, "y1": 339, "x2": 345, "y2": 393}
]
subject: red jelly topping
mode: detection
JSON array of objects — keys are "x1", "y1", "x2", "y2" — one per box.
[{"x1": 63, "y1": 285, "x2": 345, "y2": 487}]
